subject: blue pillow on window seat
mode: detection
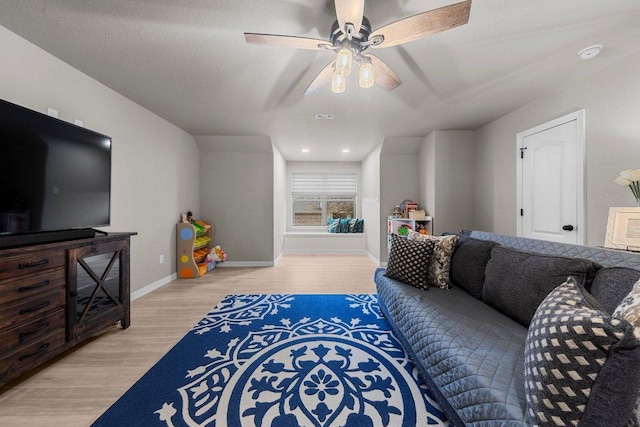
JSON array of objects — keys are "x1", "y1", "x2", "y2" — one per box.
[
  {"x1": 328, "y1": 218, "x2": 339, "y2": 233},
  {"x1": 339, "y1": 218, "x2": 351, "y2": 233},
  {"x1": 351, "y1": 218, "x2": 364, "y2": 233}
]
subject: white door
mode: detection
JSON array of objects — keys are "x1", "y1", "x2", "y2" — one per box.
[{"x1": 517, "y1": 111, "x2": 585, "y2": 244}]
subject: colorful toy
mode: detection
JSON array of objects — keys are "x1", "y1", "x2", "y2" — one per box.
[{"x1": 211, "y1": 245, "x2": 227, "y2": 262}]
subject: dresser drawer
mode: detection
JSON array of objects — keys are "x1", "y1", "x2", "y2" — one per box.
[
  {"x1": 0, "y1": 309, "x2": 65, "y2": 356},
  {"x1": 0, "y1": 250, "x2": 66, "y2": 282},
  {"x1": 0, "y1": 267, "x2": 66, "y2": 306},
  {"x1": 0, "y1": 289, "x2": 65, "y2": 331},
  {"x1": 0, "y1": 329, "x2": 66, "y2": 384}
]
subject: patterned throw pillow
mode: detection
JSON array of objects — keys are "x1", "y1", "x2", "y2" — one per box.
[
  {"x1": 408, "y1": 231, "x2": 459, "y2": 289},
  {"x1": 338, "y1": 218, "x2": 351, "y2": 233},
  {"x1": 524, "y1": 277, "x2": 640, "y2": 427},
  {"x1": 327, "y1": 218, "x2": 339, "y2": 233},
  {"x1": 385, "y1": 233, "x2": 436, "y2": 290},
  {"x1": 614, "y1": 278, "x2": 640, "y2": 340}
]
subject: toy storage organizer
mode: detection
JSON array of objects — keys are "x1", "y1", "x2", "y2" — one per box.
[
  {"x1": 176, "y1": 222, "x2": 214, "y2": 278},
  {"x1": 386, "y1": 216, "x2": 433, "y2": 252}
]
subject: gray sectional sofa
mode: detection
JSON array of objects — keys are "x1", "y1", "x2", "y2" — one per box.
[{"x1": 375, "y1": 231, "x2": 640, "y2": 426}]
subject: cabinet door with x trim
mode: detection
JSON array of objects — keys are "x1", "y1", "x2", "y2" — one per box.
[{"x1": 67, "y1": 239, "x2": 130, "y2": 342}]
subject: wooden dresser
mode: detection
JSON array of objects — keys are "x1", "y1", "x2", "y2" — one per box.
[{"x1": 0, "y1": 232, "x2": 134, "y2": 386}]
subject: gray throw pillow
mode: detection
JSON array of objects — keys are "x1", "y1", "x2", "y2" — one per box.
[
  {"x1": 524, "y1": 277, "x2": 640, "y2": 427},
  {"x1": 482, "y1": 246, "x2": 599, "y2": 326},
  {"x1": 385, "y1": 233, "x2": 436, "y2": 290},
  {"x1": 591, "y1": 267, "x2": 640, "y2": 315},
  {"x1": 449, "y1": 235, "x2": 498, "y2": 299}
]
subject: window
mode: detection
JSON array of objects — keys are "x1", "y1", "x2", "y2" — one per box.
[{"x1": 292, "y1": 173, "x2": 357, "y2": 227}]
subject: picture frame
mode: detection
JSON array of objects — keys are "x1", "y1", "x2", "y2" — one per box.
[{"x1": 604, "y1": 207, "x2": 640, "y2": 251}]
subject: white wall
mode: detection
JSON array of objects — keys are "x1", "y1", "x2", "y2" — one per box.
[
  {"x1": 419, "y1": 132, "x2": 436, "y2": 220},
  {"x1": 196, "y1": 135, "x2": 274, "y2": 264},
  {"x1": 475, "y1": 51, "x2": 640, "y2": 245},
  {"x1": 420, "y1": 131, "x2": 476, "y2": 235},
  {"x1": 361, "y1": 145, "x2": 382, "y2": 262},
  {"x1": 0, "y1": 25, "x2": 200, "y2": 293},
  {"x1": 379, "y1": 137, "x2": 422, "y2": 261},
  {"x1": 273, "y1": 145, "x2": 286, "y2": 261}
]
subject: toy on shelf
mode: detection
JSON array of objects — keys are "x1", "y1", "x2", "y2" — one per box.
[
  {"x1": 397, "y1": 225, "x2": 411, "y2": 236},
  {"x1": 211, "y1": 245, "x2": 227, "y2": 262}
]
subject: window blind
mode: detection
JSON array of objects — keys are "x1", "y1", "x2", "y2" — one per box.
[{"x1": 292, "y1": 173, "x2": 357, "y2": 195}]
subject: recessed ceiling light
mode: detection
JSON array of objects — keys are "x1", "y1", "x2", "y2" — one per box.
[
  {"x1": 342, "y1": 149, "x2": 350, "y2": 153},
  {"x1": 301, "y1": 148, "x2": 310, "y2": 153},
  {"x1": 578, "y1": 44, "x2": 603, "y2": 60}
]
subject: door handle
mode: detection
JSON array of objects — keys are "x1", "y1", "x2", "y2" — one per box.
[{"x1": 562, "y1": 225, "x2": 574, "y2": 231}]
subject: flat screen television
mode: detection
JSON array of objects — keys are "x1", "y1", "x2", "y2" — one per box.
[{"x1": 0, "y1": 98, "x2": 111, "y2": 248}]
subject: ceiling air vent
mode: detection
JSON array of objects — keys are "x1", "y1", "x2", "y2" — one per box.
[{"x1": 315, "y1": 113, "x2": 334, "y2": 120}]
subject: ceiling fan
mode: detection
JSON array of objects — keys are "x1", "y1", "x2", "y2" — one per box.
[{"x1": 244, "y1": 0, "x2": 472, "y2": 95}]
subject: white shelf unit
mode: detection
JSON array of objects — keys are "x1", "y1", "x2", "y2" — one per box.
[{"x1": 386, "y1": 216, "x2": 433, "y2": 252}]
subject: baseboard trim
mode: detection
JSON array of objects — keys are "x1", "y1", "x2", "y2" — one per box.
[
  {"x1": 131, "y1": 273, "x2": 177, "y2": 301},
  {"x1": 217, "y1": 261, "x2": 275, "y2": 267},
  {"x1": 284, "y1": 249, "x2": 365, "y2": 255},
  {"x1": 273, "y1": 251, "x2": 284, "y2": 266},
  {"x1": 365, "y1": 250, "x2": 382, "y2": 266}
]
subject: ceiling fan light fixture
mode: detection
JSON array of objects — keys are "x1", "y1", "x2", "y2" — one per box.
[
  {"x1": 335, "y1": 46, "x2": 353, "y2": 76},
  {"x1": 245, "y1": 0, "x2": 473, "y2": 95},
  {"x1": 358, "y1": 60, "x2": 374, "y2": 88},
  {"x1": 331, "y1": 70, "x2": 347, "y2": 94}
]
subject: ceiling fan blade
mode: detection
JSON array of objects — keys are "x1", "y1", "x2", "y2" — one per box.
[
  {"x1": 369, "y1": 0, "x2": 471, "y2": 49},
  {"x1": 335, "y1": 0, "x2": 365, "y2": 36},
  {"x1": 244, "y1": 33, "x2": 332, "y2": 50},
  {"x1": 304, "y1": 61, "x2": 336, "y2": 96},
  {"x1": 366, "y1": 54, "x2": 401, "y2": 91}
]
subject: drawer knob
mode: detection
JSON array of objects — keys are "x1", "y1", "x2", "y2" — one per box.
[
  {"x1": 18, "y1": 343, "x2": 50, "y2": 361},
  {"x1": 19, "y1": 300, "x2": 51, "y2": 315},
  {"x1": 18, "y1": 259, "x2": 49, "y2": 269}
]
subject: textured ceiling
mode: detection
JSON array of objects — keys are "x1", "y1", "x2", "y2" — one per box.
[{"x1": 1, "y1": 0, "x2": 639, "y2": 161}]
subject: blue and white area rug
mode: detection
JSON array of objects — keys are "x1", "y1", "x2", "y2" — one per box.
[{"x1": 93, "y1": 294, "x2": 448, "y2": 426}]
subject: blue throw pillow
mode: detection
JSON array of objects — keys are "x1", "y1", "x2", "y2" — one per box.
[
  {"x1": 339, "y1": 218, "x2": 351, "y2": 233},
  {"x1": 328, "y1": 218, "x2": 339, "y2": 233}
]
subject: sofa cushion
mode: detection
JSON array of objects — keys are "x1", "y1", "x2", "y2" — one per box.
[
  {"x1": 376, "y1": 269, "x2": 528, "y2": 425},
  {"x1": 482, "y1": 246, "x2": 599, "y2": 326},
  {"x1": 524, "y1": 277, "x2": 640, "y2": 427},
  {"x1": 408, "y1": 230, "x2": 459, "y2": 289},
  {"x1": 449, "y1": 235, "x2": 498, "y2": 299},
  {"x1": 591, "y1": 267, "x2": 640, "y2": 314},
  {"x1": 385, "y1": 233, "x2": 436, "y2": 290}
]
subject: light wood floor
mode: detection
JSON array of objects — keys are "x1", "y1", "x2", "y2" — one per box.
[{"x1": 0, "y1": 255, "x2": 378, "y2": 426}]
